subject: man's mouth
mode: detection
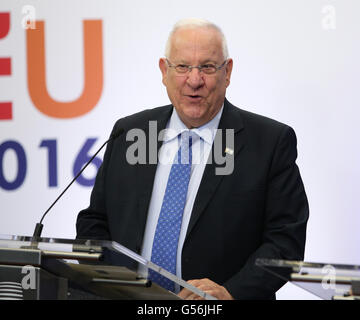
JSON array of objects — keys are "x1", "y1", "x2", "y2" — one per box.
[{"x1": 185, "y1": 94, "x2": 202, "y2": 101}]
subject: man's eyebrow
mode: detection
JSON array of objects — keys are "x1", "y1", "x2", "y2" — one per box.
[
  {"x1": 201, "y1": 61, "x2": 217, "y2": 64},
  {"x1": 171, "y1": 60, "x2": 188, "y2": 65}
]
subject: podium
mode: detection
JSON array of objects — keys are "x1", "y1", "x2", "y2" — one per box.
[
  {"x1": 0, "y1": 234, "x2": 216, "y2": 300},
  {"x1": 256, "y1": 258, "x2": 360, "y2": 300}
]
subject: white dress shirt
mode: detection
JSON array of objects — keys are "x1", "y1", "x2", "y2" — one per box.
[{"x1": 140, "y1": 105, "x2": 223, "y2": 289}]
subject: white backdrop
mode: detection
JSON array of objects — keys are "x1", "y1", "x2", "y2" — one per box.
[{"x1": 0, "y1": 0, "x2": 359, "y2": 300}]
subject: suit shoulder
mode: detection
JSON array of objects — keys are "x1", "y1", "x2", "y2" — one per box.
[
  {"x1": 239, "y1": 108, "x2": 298, "y2": 153},
  {"x1": 238, "y1": 107, "x2": 289, "y2": 132},
  {"x1": 226, "y1": 101, "x2": 296, "y2": 145}
]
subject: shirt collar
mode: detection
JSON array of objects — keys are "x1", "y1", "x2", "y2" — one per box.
[{"x1": 163, "y1": 104, "x2": 224, "y2": 145}]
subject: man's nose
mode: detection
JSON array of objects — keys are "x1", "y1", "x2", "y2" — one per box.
[{"x1": 186, "y1": 68, "x2": 204, "y2": 88}]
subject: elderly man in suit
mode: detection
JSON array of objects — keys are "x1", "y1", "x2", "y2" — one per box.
[{"x1": 76, "y1": 18, "x2": 309, "y2": 300}]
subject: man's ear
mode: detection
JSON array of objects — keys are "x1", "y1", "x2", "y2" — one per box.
[
  {"x1": 159, "y1": 58, "x2": 168, "y2": 86},
  {"x1": 225, "y1": 58, "x2": 233, "y2": 88}
]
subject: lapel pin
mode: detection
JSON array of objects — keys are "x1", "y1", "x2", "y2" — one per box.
[{"x1": 225, "y1": 147, "x2": 234, "y2": 155}]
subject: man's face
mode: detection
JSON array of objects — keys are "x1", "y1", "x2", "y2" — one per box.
[{"x1": 159, "y1": 27, "x2": 233, "y2": 128}]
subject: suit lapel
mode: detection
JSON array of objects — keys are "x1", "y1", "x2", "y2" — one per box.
[{"x1": 186, "y1": 99, "x2": 245, "y2": 238}]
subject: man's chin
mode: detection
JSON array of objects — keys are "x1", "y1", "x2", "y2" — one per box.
[
  {"x1": 180, "y1": 111, "x2": 208, "y2": 128},
  {"x1": 181, "y1": 102, "x2": 206, "y2": 114}
]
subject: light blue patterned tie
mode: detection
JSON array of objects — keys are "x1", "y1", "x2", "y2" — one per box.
[{"x1": 149, "y1": 131, "x2": 193, "y2": 291}]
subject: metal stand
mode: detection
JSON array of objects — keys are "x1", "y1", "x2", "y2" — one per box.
[
  {"x1": 0, "y1": 235, "x2": 210, "y2": 300},
  {"x1": 256, "y1": 258, "x2": 360, "y2": 300}
]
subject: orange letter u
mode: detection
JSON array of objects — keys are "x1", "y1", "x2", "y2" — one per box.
[{"x1": 27, "y1": 20, "x2": 103, "y2": 118}]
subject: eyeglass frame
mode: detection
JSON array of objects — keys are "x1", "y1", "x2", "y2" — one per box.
[{"x1": 165, "y1": 58, "x2": 228, "y2": 75}]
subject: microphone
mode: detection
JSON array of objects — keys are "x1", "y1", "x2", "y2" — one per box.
[{"x1": 32, "y1": 127, "x2": 124, "y2": 238}]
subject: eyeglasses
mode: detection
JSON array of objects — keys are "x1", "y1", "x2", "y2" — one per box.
[{"x1": 166, "y1": 59, "x2": 228, "y2": 75}]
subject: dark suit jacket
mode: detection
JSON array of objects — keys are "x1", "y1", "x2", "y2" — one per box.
[{"x1": 76, "y1": 99, "x2": 309, "y2": 299}]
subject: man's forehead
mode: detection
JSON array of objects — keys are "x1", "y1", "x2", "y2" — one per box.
[
  {"x1": 171, "y1": 27, "x2": 222, "y2": 47},
  {"x1": 169, "y1": 27, "x2": 223, "y2": 60}
]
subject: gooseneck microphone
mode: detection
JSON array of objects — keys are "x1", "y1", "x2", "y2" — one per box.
[{"x1": 32, "y1": 127, "x2": 124, "y2": 239}]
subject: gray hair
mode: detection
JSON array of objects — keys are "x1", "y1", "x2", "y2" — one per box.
[{"x1": 164, "y1": 18, "x2": 229, "y2": 60}]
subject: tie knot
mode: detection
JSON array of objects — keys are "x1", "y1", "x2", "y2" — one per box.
[{"x1": 180, "y1": 131, "x2": 192, "y2": 148}]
